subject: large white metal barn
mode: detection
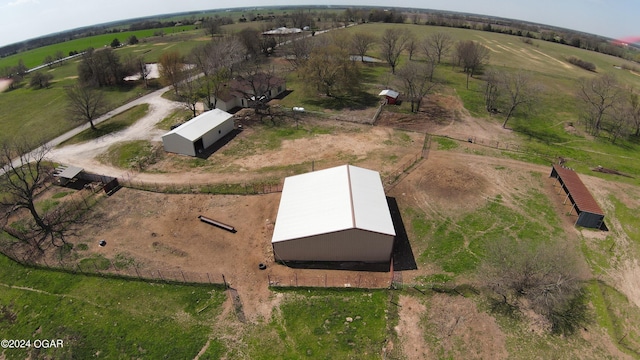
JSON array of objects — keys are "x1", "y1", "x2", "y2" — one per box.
[
  {"x1": 161, "y1": 109, "x2": 234, "y2": 156},
  {"x1": 272, "y1": 165, "x2": 396, "y2": 263}
]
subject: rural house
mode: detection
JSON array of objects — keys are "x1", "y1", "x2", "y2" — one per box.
[{"x1": 211, "y1": 74, "x2": 286, "y2": 112}]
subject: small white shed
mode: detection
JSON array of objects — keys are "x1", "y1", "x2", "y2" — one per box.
[
  {"x1": 272, "y1": 165, "x2": 396, "y2": 263},
  {"x1": 161, "y1": 109, "x2": 234, "y2": 156}
]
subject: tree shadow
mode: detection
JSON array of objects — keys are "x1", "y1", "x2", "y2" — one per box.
[{"x1": 305, "y1": 91, "x2": 379, "y2": 110}]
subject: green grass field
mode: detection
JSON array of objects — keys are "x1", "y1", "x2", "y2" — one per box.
[{"x1": 0, "y1": 25, "x2": 199, "y2": 70}]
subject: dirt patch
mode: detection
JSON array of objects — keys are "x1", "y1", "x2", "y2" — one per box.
[
  {"x1": 396, "y1": 295, "x2": 430, "y2": 360},
  {"x1": 423, "y1": 294, "x2": 508, "y2": 359}
]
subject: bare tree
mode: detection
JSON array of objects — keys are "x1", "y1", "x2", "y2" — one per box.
[
  {"x1": 406, "y1": 35, "x2": 417, "y2": 61},
  {"x1": 455, "y1": 40, "x2": 490, "y2": 89},
  {"x1": 396, "y1": 62, "x2": 438, "y2": 112},
  {"x1": 193, "y1": 36, "x2": 246, "y2": 110},
  {"x1": 482, "y1": 239, "x2": 589, "y2": 335},
  {"x1": 351, "y1": 32, "x2": 377, "y2": 62},
  {"x1": 78, "y1": 48, "x2": 124, "y2": 87},
  {"x1": 233, "y1": 61, "x2": 281, "y2": 115},
  {"x1": 380, "y1": 28, "x2": 412, "y2": 74},
  {"x1": 499, "y1": 71, "x2": 541, "y2": 128},
  {"x1": 0, "y1": 141, "x2": 71, "y2": 253},
  {"x1": 284, "y1": 35, "x2": 315, "y2": 70},
  {"x1": 576, "y1": 74, "x2": 621, "y2": 136},
  {"x1": 302, "y1": 35, "x2": 360, "y2": 98},
  {"x1": 65, "y1": 84, "x2": 107, "y2": 130},
  {"x1": 158, "y1": 51, "x2": 184, "y2": 95},
  {"x1": 426, "y1": 32, "x2": 453, "y2": 64},
  {"x1": 484, "y1": 69, "x2": 500, "y2": 114},
  {"x1": 628, "y1": 90, "x2": 640, "y2": 137},
  {"x1": 178, "y1": 69, "x2": 204, "y2": 118}
]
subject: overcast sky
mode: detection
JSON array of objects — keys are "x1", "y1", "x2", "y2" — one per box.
[{"x1": 1, "y1": 0, "x2": 638, "y2": 47}]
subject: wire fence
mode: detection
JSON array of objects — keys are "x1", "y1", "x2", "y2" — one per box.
[
  {"x1": 119, "y1": 178, "x2": 284, "y2": 195},
  {"x1": 0, "y1": 244, "x2": 229, "y2": 287},
  {"x1": 268, "y1": 272, "x2": 393, "y2": 289},
  {"x1": 382, "y1": 133, "x2": 431, "y2": 191}
]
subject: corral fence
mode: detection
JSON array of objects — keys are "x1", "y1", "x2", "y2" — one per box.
[
  {"x1": 0, "y1": 244, "x2": 229, "y2": 288},
  {"x1": 433, "y1": 132, "x2": 568, "y2": 164},
  {"x1": 119, "y1": 177, "x2": 284, "y2": 195},
  {"x1": 382, "y1": 133, "x2": 431, "y2": 191}
]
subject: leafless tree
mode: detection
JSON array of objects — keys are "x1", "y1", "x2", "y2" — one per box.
[
  {"x1": 159, "y1": 51, "x2": 185, "y2": 95},
  {"x1": 406, "y1": 36, "x2": 417, "y2": 61},
  {"x1": 65, "y1": 84, "x2": 107, "y2": 130},
  {"x1": 425, "y1": 32, "x2": 453, "y2": 64},
  {"x1": 395, "y1": 62, "x2": 438, "y2": 112},
  {"x1": 455, "y1": 40, "x2": 490, "y2": 88},
  {"x1": 178, "y1": 69, "x2": 204, "y2": 118},
  {"x1": 482, "y1": 238, "x2": 589, "y2": 335},
  {"x1": 0, "y1": 141, "x2": 74, "y2": 253},
  {"x1": 576, "y1": 74, "x2": 621, "y2": 136},
  {"x1": 283, "y1": 35, "x2": 315, "y2": 70},
  {"x1": 628, "y1": 90, "x2": 640, "y2": 137},
  {"x1": 380, "y1": 28, "x2": 412, "y2": 74},
  {"x1": 499, "y1": 71, "x2": 541, "y2": 128},
  {"x1": 351, "y1": 32, "x2": 377, "y2": 62},
  {"x1": 233, "y1": 61, "x2": 281, "y2": 115},
  {"x1": 302, "y1": 35, "x2": 360, "y2": 98},
  {"x1": 78, "y1": 48, "x2": 124, "y2": 87},
  {"x1": 484, "y1": 69, "x2": 500, "y2": 114}
]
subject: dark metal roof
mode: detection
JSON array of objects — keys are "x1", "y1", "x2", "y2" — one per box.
[{"x1": 552, "y1": 164, "x2": 604, "y2": 216}]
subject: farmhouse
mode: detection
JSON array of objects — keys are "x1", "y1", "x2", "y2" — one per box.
[
  {"x1": 550, "y1": 164, "x2": 605, "y2": 229},
  {"x1": 272, "y1": 165, "x2": 396, "y2": 263},
  {"x1": 161, "y1": 109, "x2": 234, "y2": 156},
  {"x1": 212, "y1": 74, "x2": 286, "y2": 112}
]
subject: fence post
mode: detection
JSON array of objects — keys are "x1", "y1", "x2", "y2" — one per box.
[
  {"x1": 295, "y1": 273, "x2": 298, "y2": 287},
  {"x1": 222, "y1": 274, "x2": 228, "y2": 289},
  {"x1": 181, "y1": 270, "x2": 186, "y2": 283},
  {"x1": 158, "y1": 270, "x2": 165, "y2": 282},
  {"x1": 207, "y1": 272, "x2": 212, "y2": 285}
]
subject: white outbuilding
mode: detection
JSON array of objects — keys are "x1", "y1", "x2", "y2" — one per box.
[
  {"x1": 161, "y1": 109, "x2": 234, "y2": 156},
  {"x1": 272, "y1": 165, "x2": 396, "y2": 263}
]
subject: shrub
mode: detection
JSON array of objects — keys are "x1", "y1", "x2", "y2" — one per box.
[{"x1": 567, "y1": 56, "x2": 596, "y2": 72}]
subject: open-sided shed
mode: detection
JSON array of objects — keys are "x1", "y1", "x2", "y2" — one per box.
[
  {"x1": 161, "y1": 109, "x2": 234, "y2": 156},
  {"x1": 550, "y1": 164, "x2": 605, "y2": 229},
  {"x1": 271, "y1": 165, "x2": 396, "y2": 263}
]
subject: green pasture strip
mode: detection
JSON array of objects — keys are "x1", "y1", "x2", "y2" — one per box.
[
  {"x1": 245, "y1": 289, "x2": 387, "y2": 359},
  {"x1": 98, "y1": 140, "x2": 157, "y2": 169},
  {"x1": 411, "y1": 179, "x2": 563, "y2": 276},
  {"x1": 0, "y1": 251, "x2": 225, "y2": 359},
  {"x1": 0, "y1": 25, "x2": 199, "y2": 69},
  {"x1": 156, "y1": 108, "x2": 193, "y2": 130},
  {"x1": 586, "y1": 280, "x2": 640, "y2": 357},
  {"x1": 61, "y1": 103, "x2": 149, "y2": 145}
]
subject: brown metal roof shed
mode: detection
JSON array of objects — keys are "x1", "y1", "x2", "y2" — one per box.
[{"x1": 550, "y1": 164, "x2": 604, "y2": 229}]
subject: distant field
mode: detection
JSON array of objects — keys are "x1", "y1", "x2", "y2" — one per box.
[{"x1": 0, "y1": 25, "x2": 198, "y2": 70}]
